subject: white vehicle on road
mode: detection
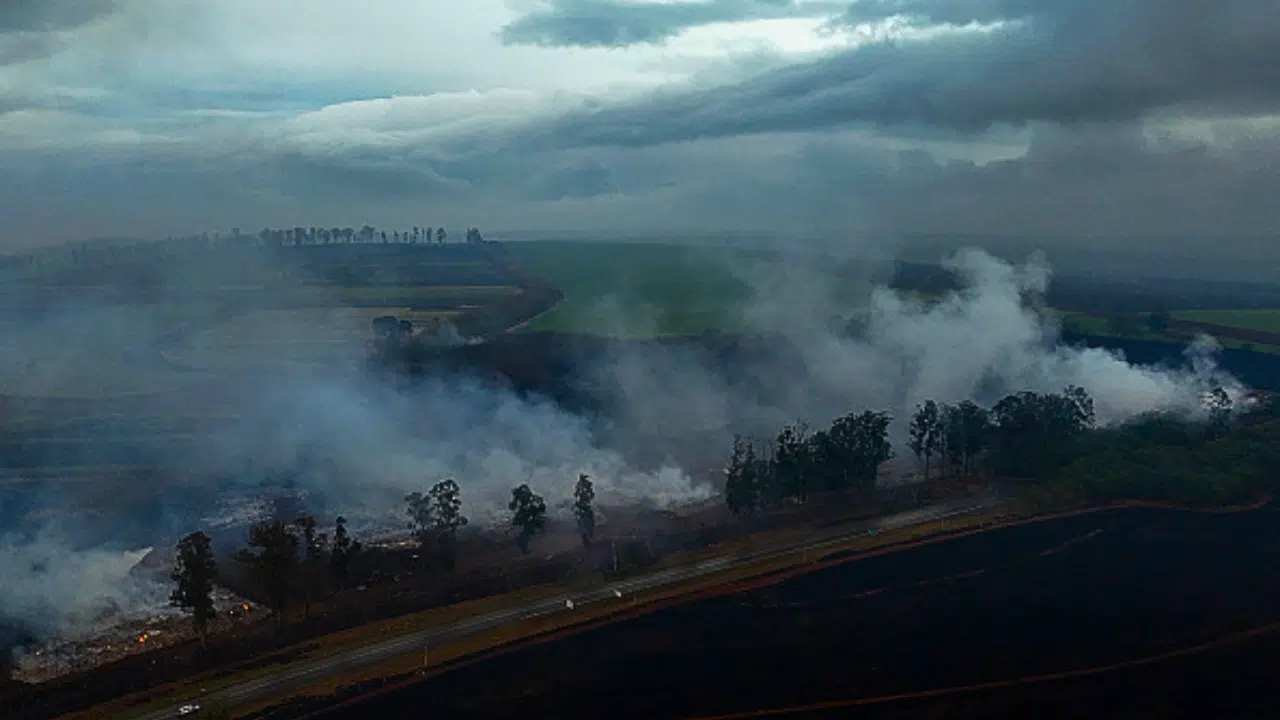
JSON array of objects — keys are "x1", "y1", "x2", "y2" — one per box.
[{"x1": 177, "y1": 703, "x2": 201, "y2": 716}]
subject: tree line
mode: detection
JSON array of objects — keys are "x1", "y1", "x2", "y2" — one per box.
[
  {"x1": 724, "y1": 383, "x2": 1277, "y2": 516},
  {"x1": 5, "y1": 225, "x2": 492, "y2": 270},
  {"x1": 169, "y1": 474, "x2": 599, "y2": 642},
  {"x1": 170, "y1": 514, "x2": 364, "y2": 643},
  {"x1": 723, "y1": 410, "x2": 894, "y2": 515},
  {"x1": 248, "y1": 225, "x2": 487, "y2": 248}
]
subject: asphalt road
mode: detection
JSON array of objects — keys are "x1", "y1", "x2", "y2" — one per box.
[{"x1": 134, "y1": 496, "x2": 997, "y2": 720}]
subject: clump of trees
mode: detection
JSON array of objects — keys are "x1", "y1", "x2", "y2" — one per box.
[
  {"x1": 406, "y1": 478, "x2": 469, "y2": 571},
  {"x1": 509, "y1": 484, "x2": 549, "y2": 554},
  {"x1": 573, "y1": 473, "x2": 596, "y2": 547},
  {"x1": 250, "y1": 225, "x2": 478, "y2": 247},
  {"x1": 170, "y1": 532, "x2": 218, "y2": 646},
  {"x1": 329, "y1": 515, "x2": 362, "y2": 590},
  {"x1": 229, "y1": 515, "x2": 361, "y2": 630},
  {"x1": 724, "y1": 383, "x2": 1280, "y2": 517},
  {"x1": 724, "y1": 410, "x2": 894, "y2": 515}
]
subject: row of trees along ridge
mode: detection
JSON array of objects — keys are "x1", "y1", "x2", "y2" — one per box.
[
  {"x1": 724, "y1": 383, "x2": 1259, "y2": 517},
  {"x1": 169, "y1": 476, "x2": 595, "y2": 640}
]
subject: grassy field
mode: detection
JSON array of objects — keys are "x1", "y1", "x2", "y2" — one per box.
[
  {"x1": 1049, "y1": 309, "x2": 1280, "y2": 353},
  {"x1": 503, "y1": 241, "x2": 871, "y2": 337},
  {"x1": 1173, "y1": 309, "x2": 1280, "y2": 334}
]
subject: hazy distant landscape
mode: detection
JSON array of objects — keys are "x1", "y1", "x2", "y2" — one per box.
[
  {"x1": 4, "y1": 0, "x2": 1280, "y2": 716},
  {"x1": 2, "y1": 232, "x2": 1280, "y2": 719}
]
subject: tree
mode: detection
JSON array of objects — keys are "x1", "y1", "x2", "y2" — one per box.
[
  {"x1": 329, "y1": 515, "x2": 362, "y2": 590},
  {"x1": 435, "y1": 227, "x2": 447, "y2": 244},
  {"x1": 429, "y1": 478, "x2": 468, "y2": 570},
  {"x1": 572, "y1": 473, "x2": 596, "y2": 546},
  {"x1": 773, "y1": 422, "x2": 812, "y2": 502},
  {"x1": 170, "y1": 532, "x2": 218, "y2": 646},
  {"x1": 990, "y1": 387, "x2": 1094, "y2": 478},
  {"x1": 293, "y1": 516, "x2": 328, "y2": 620},
  {"x1": 509, "y1": 484, "x2": 547, "y2": 554},
  {"x1": 843, "y1": 410, "x2": 894, "y2": 492},
  {"x1": 941, "y1": 400, "x2": 992, "y2": 477},
  {"x1": 234, "y1": 520, "x2": 299, "y2": 628},
  {"x1": 908, "y1": 400, "x2": 942, "y2": 481},
  {"x1": 749, "y1": 439, "x2": 778, "y2": 508},
  {"x1": 808, "y1": 411, "x2": 892, "y2": 493},
  {"x1": 405, "y1": 491, "x2": 435, "y2": 548},
  {"x1": 723, "y1": 435, "x2": 760, "y2": 516}
]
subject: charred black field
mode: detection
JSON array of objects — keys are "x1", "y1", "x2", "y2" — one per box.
[{"x1": 324, "y1": 505, "x2": 1280, "y2": 719}]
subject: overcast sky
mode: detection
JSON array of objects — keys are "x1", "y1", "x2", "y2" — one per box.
[{"x1": 1, "y1": 0, "x2": 1278, "y2": 252}]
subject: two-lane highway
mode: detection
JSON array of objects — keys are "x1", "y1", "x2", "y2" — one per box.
[{"x1": 135, "y1": 496, "x2": 997, "y2": 719}]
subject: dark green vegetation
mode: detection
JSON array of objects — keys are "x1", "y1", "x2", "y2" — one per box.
[
  {"x1": 572, "y1": 474, "x2": 596, "y2": 547},
  {"x1": 1026, "y1": 397, "x2": 1280, "y2": 510},
  {"x1": 170, "y1": 532, "x2": 218, "y2": 647},
  {"x1": 1175, "y1": 309, "x2": 1280, "y2": 334},
  {"x1": 508, "y1": 484, "x2": 548, "y2": 555},
  {"x1": 405, "y1": 479, "x2": 469, "y2": 572},
  {"x1": 724, "y1": 410, "x2": 894, "y2": 512},
  {"x1": 725, "y1": 384, "x2": 1280, "y2": 521},
  {"x1": 323, "y1": 505, "x2": 1280, "y2": 719}
]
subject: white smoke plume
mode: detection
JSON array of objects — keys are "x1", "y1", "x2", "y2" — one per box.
[
  {"x1": 0, "y1": 533, "x2": 167, "y2": 642},
  {"x1": 0, "y1": 242, "x2": 1244, "y2": 652},
  {"x1": 588, "y1": 247, "x2": 1243, "y2": 445}
]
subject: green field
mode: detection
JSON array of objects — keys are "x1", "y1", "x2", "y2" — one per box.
[
  {"x1": 503, "y1": 241, "x2": 871, "y2": 337},
  {"x1": 1173, "y1": 309, "x2": 1280, "y2": 334},
  {"x1": 1053, "y1": 309, "x2": 1280, "y2": 354},
  {"x1": 327, "y1": 285, "x2": 520, "y2": 304}
]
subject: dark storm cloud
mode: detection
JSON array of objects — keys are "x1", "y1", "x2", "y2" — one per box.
[
  {"x1": 522, "y1": 0, "x2": 1280, "y2": 148},
  {"x1": 273, "y1": 152, "x2": 471, "y2": 203},
  {"x1": 523, "y1": 157, "x2": 618, "y2": 201},
  {"x1": 0, "y1": 0, "x2": 122, "y2": 65},
  {"x1": 0, "y1": 0, "x2": 120, "y2": 33},
  {"x1": 500, "y1": 0, "x2": 839, "y2": 48}
]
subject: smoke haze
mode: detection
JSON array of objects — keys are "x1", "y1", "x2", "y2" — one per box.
[{"x1": 0, "y1": 244, "x2": 1242, "y2": 654}]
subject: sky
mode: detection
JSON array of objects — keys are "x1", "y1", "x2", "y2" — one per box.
[{"x1": 1, "y1": 0, "x2": 1278, "y2": 252}]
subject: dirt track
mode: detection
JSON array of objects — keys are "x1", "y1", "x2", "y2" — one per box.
[{"x1": 321, "y1": 504, "x2": 1280, "y2": 719}]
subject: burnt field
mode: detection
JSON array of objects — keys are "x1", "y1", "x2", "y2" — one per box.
[{"x1": 327, "y1": 505, "x2": 1280, "y2": 719}]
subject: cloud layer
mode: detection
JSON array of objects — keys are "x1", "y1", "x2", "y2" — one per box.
[{"x1": 1, "y1": 0, "x2": 1278, "y2": 264}]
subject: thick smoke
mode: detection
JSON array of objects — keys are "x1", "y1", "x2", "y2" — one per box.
[
  {"x1": 0, "y1": 242, "x2": 1242, "y2": 656},
  {"x1": 190, "y1": 369, "x2": 712, "y2": 529},
  {"x1": 591, "y1": 247, "x2": 1242, "y2": 446},
  {"x1": 0, "y1": 533, "x2": 166, "y2": 645},
  {"x1": 0, "y1": 242, "x2": 712, "y2": 652}
]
